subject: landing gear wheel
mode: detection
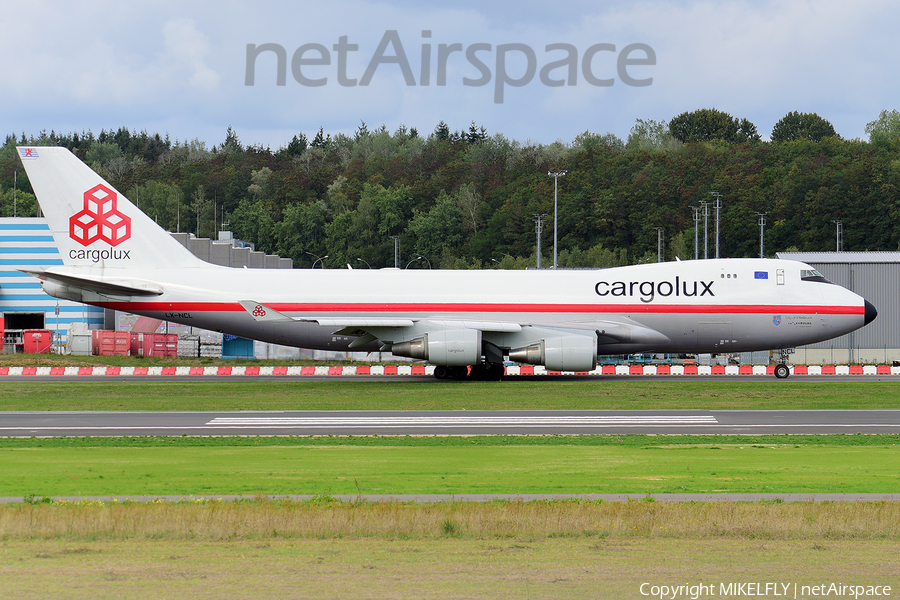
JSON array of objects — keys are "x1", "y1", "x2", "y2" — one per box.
[
  {"x1": 774, "y1": 363, "x2": 790, "y2": 379},
  {"x1": 433, "y1": 365, "x2": 450, "y2": 380},
  {"x1": 468, "y1": 363, "x2": 505, "y2": 381},
  {"x1": 451, "y1": 366, "x2": 469, "y2": 379}
]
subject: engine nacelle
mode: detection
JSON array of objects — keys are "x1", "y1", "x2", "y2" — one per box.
[
  {"x1": 509, "y1": 333, "x2": 597, "y2": 371},
  {"x1": 390, "y1": 328, "x2": 481, "y2": 366}
]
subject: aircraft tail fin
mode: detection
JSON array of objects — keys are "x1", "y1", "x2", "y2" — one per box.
[{"x1": 17, "y1": 146, "x2": 204, "y2": 270}]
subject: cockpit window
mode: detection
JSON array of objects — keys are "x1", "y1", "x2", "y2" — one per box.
[{"x1": 801, "y1": 269, "x2": 832, "y2": 284}]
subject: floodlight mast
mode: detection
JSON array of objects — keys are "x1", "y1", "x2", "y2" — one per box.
[
  {"x1": 700, "y1": 200, "x2": 709, "y2": 259},
  {"x1": 655, "y1": 227, "x2": 664, "y2": 262},
  {"x1": 757, "y1": 212, "x2": 767, "y2": 258},
  {"x1": 690, "y1": 205, "x2": 700, "y2": 260},
  {"x1": 533, "y1": 213, "x2": 548, "y2": 269},
  {"x1": 548, "y1": 170, "x2": 566, "y2": 269},
  {"x1": 710, "y1": 192, "x2": 722, "y2": 259}
]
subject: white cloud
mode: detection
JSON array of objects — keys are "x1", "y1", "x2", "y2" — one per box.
[
  {"x1": 1, "y1": 0, "x2": 898, "y2": 146},
  {"x1": 161, "y1": 18, "x2": 220, "y2": 93}
]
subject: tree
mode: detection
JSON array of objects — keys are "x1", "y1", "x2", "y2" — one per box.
[
  {"x1": 219, "y1": 126, "x2": 242, "y2": 154},
  {"x1": 466, "y1": 121, "x2": 487, "y2": 145},
  {"x1": 247, "y1": 167, "x2": 272, "y2": 197},
  {"x1": 311, "y1": 127, "x2": 329, "y2": 149},
  {"x1": 771, "y1": 111, "x2": 837, "y2": 142},
  {"x1": 669, "y1": 108, "x2": 760, "y2": 144},
  {"x1": 433, "y1": 121, "x2": 450, "y2": 141},
  {"x1": 457, "y1": 183, "x2": 481, "y2": 233},
  {"x1": 191, "y1": 185, "x2": 207, "y2": 236},
  {"x1": 866, "y1": 109, "x2": 900, "y2": 144},
  {"x1": 281, "y1": 133, "x2": 308, "y2": 157},
  {"x1": 84, "y1": 141, "x2": 123, "y2": 168},
  {"x1": 275, "y1": 201, "x2": 328, "y2": 263},
  {"x1": 626, "y1": 119, "x2": 678, "y2": 152},
  {"x1": 407, "y1": 190, "x2": 465, "y2": 263}
]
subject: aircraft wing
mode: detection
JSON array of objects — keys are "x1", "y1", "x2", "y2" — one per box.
[
  {"x1": 239, "y1": 301, "x2": 415, "y2": 327},
  {"x1": 239, "y1": 301, "x2": 521, "y2": 332},
  {"x1": 238, "y1": 300, "x2": 669, "y2": 370}
]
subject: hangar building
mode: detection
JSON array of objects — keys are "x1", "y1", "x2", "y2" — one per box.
[{"x1": 777, "y1": 252, "x2": 898, "y2": 365}]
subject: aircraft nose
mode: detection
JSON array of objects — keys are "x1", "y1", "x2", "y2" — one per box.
[{"x1": 864, "y1": 300, "x2": 877, "y2": 325}]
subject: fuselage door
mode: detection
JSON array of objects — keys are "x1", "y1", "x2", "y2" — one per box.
[{"x1": 776, "y1": 269, "x2": 785, "y2": 285}]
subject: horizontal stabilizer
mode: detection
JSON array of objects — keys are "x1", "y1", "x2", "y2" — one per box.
[{"x1": 23, "y1": 269, "x2": 164, "y2": 297}]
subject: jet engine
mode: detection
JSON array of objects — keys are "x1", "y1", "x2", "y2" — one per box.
[
  {"x1": 390, "y1": 328, "x2": 482, "y2": 366},
  {"x1": 509, "y1": 332, "x2": 597, "y2": 371}
]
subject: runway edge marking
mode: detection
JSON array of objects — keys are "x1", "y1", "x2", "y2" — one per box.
[{"x1": 0, "y1": 365, "x2": 897, "y2": 376}]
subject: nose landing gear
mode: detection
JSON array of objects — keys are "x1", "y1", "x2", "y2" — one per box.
[
  {"x1": 773, "y1": 363, "x2": 790, "y2": 379},
  {"x1": 773, "y1": 348, "x2": 794, "y2": 379}
]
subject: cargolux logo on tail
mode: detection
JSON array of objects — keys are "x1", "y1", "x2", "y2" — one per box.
[{"x1": 69, "y1": 184, "x2": 131, "y2": 246}]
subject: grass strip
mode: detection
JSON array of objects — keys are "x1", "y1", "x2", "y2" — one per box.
[
  {"x1": 3, "y1": 380, "x2": 900, "y2": 411},
  {"x1": 2, "y1": 433, "x2": 898, "y2": 448},
  {"x1": 3, "y1": 498, "x2": 900, "y2": 540},
  {"x1": 2, "y1": 436, "x2": 897, "y2": 496},
  {"x1": 2, "y1": 538, "x2": 896, "y2": 600}
]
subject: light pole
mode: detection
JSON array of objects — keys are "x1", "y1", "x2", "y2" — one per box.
[
  {"x1": 710, "y1": 192, "x2": 722, "y2": 259},
  {"x1": 305, "y1": 251, "x2": 328, "y2": 268},
  {"x1": 756, "y1": 212, "x2": 767, "y2": 258},
  {"x1": 390, "y1": 236, "x2": 400, "y2": 268},
  {"x1": 700, "y1": 200, "x2": 709, "y2": 259},
  {"x1": 533, "y1": 213, "x2": 548, "y2": 269},
  {"x1": 690, "y1": 205, "x2": 700, "y2": 260},
  {"x1": 832, "y1": 220, "x2": 843, "y2": 252},
  {"x1": 655, "y1": 227, "x2": 664, "y2": 263},
  {"x1": 356, "y1": 258, "x2": 371, "y2": 269},
  {"x1": 548, "y1": 170, "x2": 566, "y2": 269},
  {"x1": 405, "y1": 255, "x2": 431, "y2": 269}
]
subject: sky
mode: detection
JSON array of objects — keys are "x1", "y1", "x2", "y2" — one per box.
[{"x1": 2, "y1": 0, "x2": 898, "y2": 150}]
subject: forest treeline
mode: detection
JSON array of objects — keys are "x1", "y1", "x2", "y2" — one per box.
[{"x1": 2, "y1": 108, "x2": 900, "y2": 269}]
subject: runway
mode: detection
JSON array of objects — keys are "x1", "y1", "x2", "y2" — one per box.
[{"x1": 2, "y1": 409, "x2": 899, "y2": 436}]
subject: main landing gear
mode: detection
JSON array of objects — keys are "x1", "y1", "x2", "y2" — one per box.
[
  {"x1": 433, "y1": 362, "x2": 505, "y2": 380},
  {"x1": 432, "y1": 365, "x2": 469, "y2": 380}
]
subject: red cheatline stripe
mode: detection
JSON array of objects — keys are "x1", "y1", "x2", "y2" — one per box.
[{"x1": 93, "y1": 301, "x2": 865, "y2": 315}]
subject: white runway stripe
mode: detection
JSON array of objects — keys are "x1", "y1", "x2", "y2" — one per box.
[{"x1": 206, "y1": 415, "x2": 719, "y2": 427}]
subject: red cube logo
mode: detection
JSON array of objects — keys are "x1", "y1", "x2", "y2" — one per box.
[{"x1": 69, "y1": 184, "x2": 131, "y2": 246}]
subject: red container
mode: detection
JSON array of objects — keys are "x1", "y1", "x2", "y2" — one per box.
[
  {"x1": 92, "y1": 331, "x2": 131, "y2": 356},
  {"x1": 130, "y1": 333, "x2": 179, "y2": 357},
  {"x1": 153, "y1": 333, "x2": 178, "y2": 357},
  {"x1": 23, "y1": 330, "x2": 53, "y2": 354}
]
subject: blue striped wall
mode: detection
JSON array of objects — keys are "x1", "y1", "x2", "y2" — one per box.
[{"x1": 0, "y1": 218, "x2": 104, "y2": 344}]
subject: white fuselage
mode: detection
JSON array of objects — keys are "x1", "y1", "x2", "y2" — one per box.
[{"x1": 44, "y1": 257, "x2": 869, "y2": 355}]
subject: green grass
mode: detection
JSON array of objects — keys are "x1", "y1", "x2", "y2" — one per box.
[
  {"x1": 3, "y1": 379, "x2": 900, "y2": 411},
  {"x1": 2, "y1": 435, "x2": 898, "y2": 496},
  {"x1": 2, "y1": 538, "x2": 897, "y2": 600}
]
